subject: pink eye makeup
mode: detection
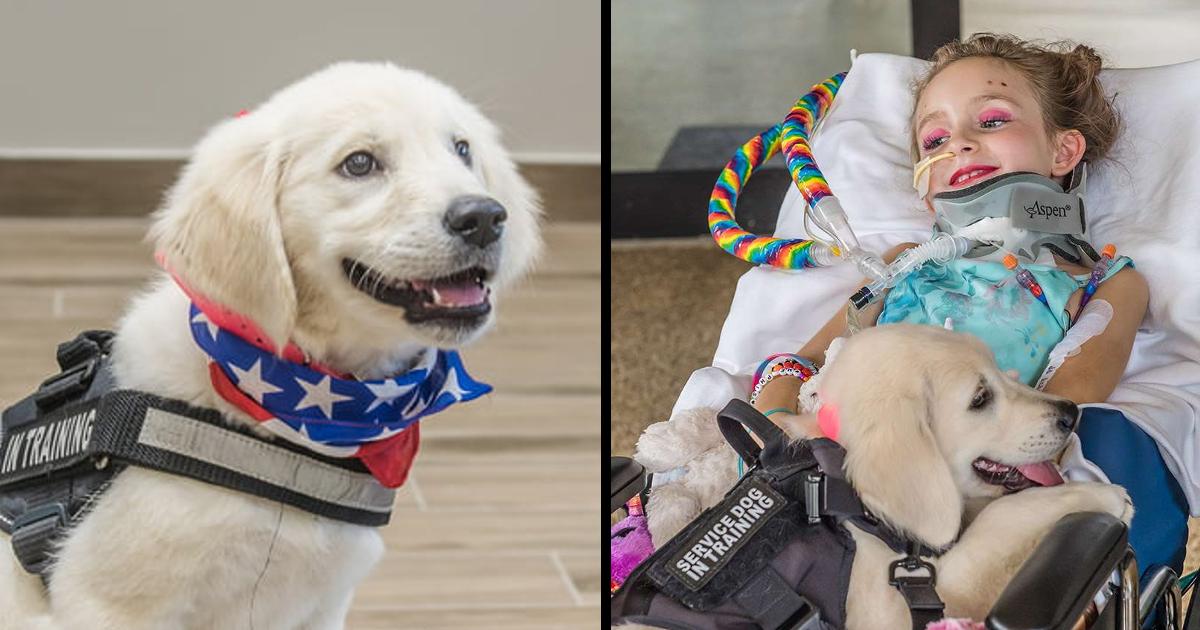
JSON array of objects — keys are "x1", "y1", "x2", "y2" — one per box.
[
  {"x1": 978, "y1": 108, "x2": 1012, "y2": 124},
  {"x1": 921, "y1": 128, "x2": 948, "y2": 151}
]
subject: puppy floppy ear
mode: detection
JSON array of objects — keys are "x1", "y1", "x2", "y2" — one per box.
[
  {"x1": 149, "y1": 114, "x2": 297, "y2": 352},
  {"x1": 836, "y1": 378, "x2": 963, "y2": 549}
]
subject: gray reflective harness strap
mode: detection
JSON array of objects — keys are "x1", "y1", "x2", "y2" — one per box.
[
  {"x1": 1, "y1": 389, "x2": 395, "y2": 583},
  {"x1": 0, "y1": 328, "x2": 397, "y2": 585},
  {"x1": 0, "y1": 389, "x2": 395, "y2": 526}
]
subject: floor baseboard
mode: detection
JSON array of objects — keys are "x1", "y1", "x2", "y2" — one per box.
[
  {"x1": 0, "y1": 159, "x2": 599, "y2": 222},
  {"x1": 610, "y1": 168, "x2": 789, "y2": 239}
]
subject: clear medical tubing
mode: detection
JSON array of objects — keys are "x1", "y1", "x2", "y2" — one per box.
[{"x1": 853, "y1": 234, "x2": 975, "y2": 308}]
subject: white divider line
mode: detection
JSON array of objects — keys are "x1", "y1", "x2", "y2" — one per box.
[
  {"x1": 385, "y1": 549, "x2": 592, "y2": 559},
  {"x1": 52, "y1": 289, "x2": 64, "y2": 318},
  {"x1": 390, "y1": 503, "x2": 596, "y2": 514},
  {"x1": 353, "y1": 600, "x2": 592, "y2": 612}
]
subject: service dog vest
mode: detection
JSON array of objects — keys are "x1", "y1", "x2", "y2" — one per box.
[{"x1": 610, "y1": 400, "x2": 945, "y2": 630}]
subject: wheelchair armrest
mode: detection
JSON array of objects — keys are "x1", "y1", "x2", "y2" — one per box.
[
  {"x1": 611, "y1": 457, "x2": 647, "y2": 513},
  {"x1": 986, "y1": 511, "x2": 1128, "y2": 630}
]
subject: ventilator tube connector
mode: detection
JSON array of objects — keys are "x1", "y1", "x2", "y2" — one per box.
[
  {"x1": 807, "y1": 197, "x2": 889, "y2": 281},
  {"x1": 850, "y1": 233, "x2": 975, "y2": 310}
]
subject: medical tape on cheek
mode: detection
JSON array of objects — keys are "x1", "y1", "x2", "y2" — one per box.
[{"x1": 912, "y1": 152, "x2": 956, "y2": 199}]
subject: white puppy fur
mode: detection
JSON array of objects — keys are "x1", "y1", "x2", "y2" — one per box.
[
  {"x1": 632, "y1": 325, "x2": 1131, "y2": 628},
  {"x1": 0, "y1": 62, "x2": 540, "y2": 630}
]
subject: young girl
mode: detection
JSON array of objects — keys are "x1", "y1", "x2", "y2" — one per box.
[{"x1": 751, "y1": 34, "x2": 1187, "y2": 579}]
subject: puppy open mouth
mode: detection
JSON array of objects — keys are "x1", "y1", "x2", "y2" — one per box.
[
  {"x1": 972, "y1": 457, "x2": 1064, "y2": 493},
  {"x1": 341, "y1": 258, "x2": 492, "y2": 323}
]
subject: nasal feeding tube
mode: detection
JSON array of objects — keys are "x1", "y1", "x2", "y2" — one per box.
[{"x1": 913, "y1": 151, "x2": 956, "y2": 200}]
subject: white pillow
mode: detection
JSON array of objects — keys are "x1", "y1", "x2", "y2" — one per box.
[{"x1": 687, "y1": 52, "x2": 1200, "y2": 512}]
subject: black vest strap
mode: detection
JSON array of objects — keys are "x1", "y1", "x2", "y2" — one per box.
[
  {"x1": 731, "y1": 566, "x2": 819, "y2": 630},
  {"x1": 890, "y1": 542, "x2": 946, "y2": 630},
  {"x1": 716, "y1": 399, "x2": 789, "y2": 467}
]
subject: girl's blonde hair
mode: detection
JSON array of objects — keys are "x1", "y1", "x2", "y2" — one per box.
[{"x1": 911, "y1": 33, "x2": 1121, "y2": 164}]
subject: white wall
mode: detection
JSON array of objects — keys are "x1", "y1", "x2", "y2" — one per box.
[
  {"x1": 965, "y1": 0, "x2": 1200, "y2": 69},
  {"x1": 0, "y1": 0, "x2": 599, "y2": 163},
  {"x1": 612, "y1": 0, "x2": 913, "y2": 171}
]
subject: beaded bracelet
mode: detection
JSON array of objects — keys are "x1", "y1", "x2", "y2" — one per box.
[{"x1": 748, "y1": 353, "x2": 818, "y2": 405}]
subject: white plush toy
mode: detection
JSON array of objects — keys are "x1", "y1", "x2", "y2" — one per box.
[
  {"x1": 634, "y1": 406, "x2": 740, "y2": 546},
  {"x1": 635, "y1": 337, "x2": 848, "y2": 547}
]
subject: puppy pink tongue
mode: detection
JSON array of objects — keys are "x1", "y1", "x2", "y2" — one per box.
[
  {"x1": 429, "y1": 280, "x2": 487, "y2": 307},
  {"x1": 1016, "y1": 461, "x2": 1064, "y2": 487}
]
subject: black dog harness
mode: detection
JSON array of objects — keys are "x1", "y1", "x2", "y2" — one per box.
[
  {"x1": 0, "y1": 331, "x2": 395, "y2": 581},
  {"x1": 611, "y1": 400, "x2": 946, "y2": 630}
]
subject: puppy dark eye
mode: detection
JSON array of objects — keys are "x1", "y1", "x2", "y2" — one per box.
[
  {"x1": 969, "y1": 386, "x2": 993, "y2": 411},
  {"x1": 454, "y1": 139, "x2": 472, "y2": 166},
  {"x1": 340, "y1": 151, "x2": 378, "y2": 178}
]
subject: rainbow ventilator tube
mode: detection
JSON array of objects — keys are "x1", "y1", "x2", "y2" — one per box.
[
  {"x1": 707, "y1": 74, "x2": 889, "y2": 282},
  {"x1": 707, "y1": 74, "x2": 977, "y2": 310}
]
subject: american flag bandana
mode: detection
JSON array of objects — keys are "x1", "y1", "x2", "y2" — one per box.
[{"x1": 187, "y1": 303, "x2": 491, "y2": 487}]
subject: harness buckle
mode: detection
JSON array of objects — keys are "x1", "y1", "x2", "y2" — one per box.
[
  {"x1": 32, "y1": 330, "x2": 114, "y2": 411},
  {"x1": 10, "y1": 502, "x2": 67, "y2": 577},
  {"x1": 889, "y1": 546, "x2": 945, "y2": 626},
  {"x1": 889, "y1": 553, "x2": 938, "y2": 589},
  {"x1": 34, "y1": 356, "x2": 98, "y2": 411},
  {"x1": 803, "y1": 472, "x2": 824, "y2": 524}
]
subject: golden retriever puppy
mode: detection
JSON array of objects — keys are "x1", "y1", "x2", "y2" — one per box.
[
  {"x1": 822, "y1": 324, "x2": 1132, "y2": 627},
  {"x1": 0, "y1": 62, "x2": 540, "y2": 629},
  {"x1": 618, "y1": 325, "x2": 1129, "y2": 629}
]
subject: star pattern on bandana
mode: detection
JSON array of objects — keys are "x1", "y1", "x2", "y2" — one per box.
[
  {"x1": 228, "y1": 358, "x2": 283, "y2": 404},
  {"x1": 187, "y1": 303, "x2": 492, "y2": 462},
  {"x1": 295, "y1": 375, "x2": 355, "y2": 419},
  {"x1": 191, "y1": 309, "x2": 221, "y2": 344},
  {"x1": 363, "y1": 379, "x2": 418, "y2": 414}
]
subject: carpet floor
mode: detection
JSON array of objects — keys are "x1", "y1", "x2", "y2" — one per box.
[{"x1": 610, "y1": 238, "x2": 746, "y2": 457}]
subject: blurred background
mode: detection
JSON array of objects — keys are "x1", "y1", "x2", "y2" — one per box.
[{"x1": 0, "y1": 1, "x2": 599, "y2": 628}]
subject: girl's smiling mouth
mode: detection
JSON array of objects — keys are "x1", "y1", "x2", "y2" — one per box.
[{"x1": 949, "y1": 164, "x2": 999, "y2": 187}]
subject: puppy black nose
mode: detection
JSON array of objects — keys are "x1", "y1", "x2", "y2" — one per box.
[
  {"x1": 444, "y1": 195, "x2": 506, "y2": 248},
  {"x1": 1053, "y1": 399, "x2": 1080, "y2": 433}
]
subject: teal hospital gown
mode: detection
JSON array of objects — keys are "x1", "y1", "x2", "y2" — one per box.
[{"x1": 877, "y1": 254, "x2": 1133, "y2": 386}]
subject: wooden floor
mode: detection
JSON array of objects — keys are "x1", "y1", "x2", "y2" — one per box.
[{"x1": 0, "y1": 218, "x2": 601, "y2": 629}]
